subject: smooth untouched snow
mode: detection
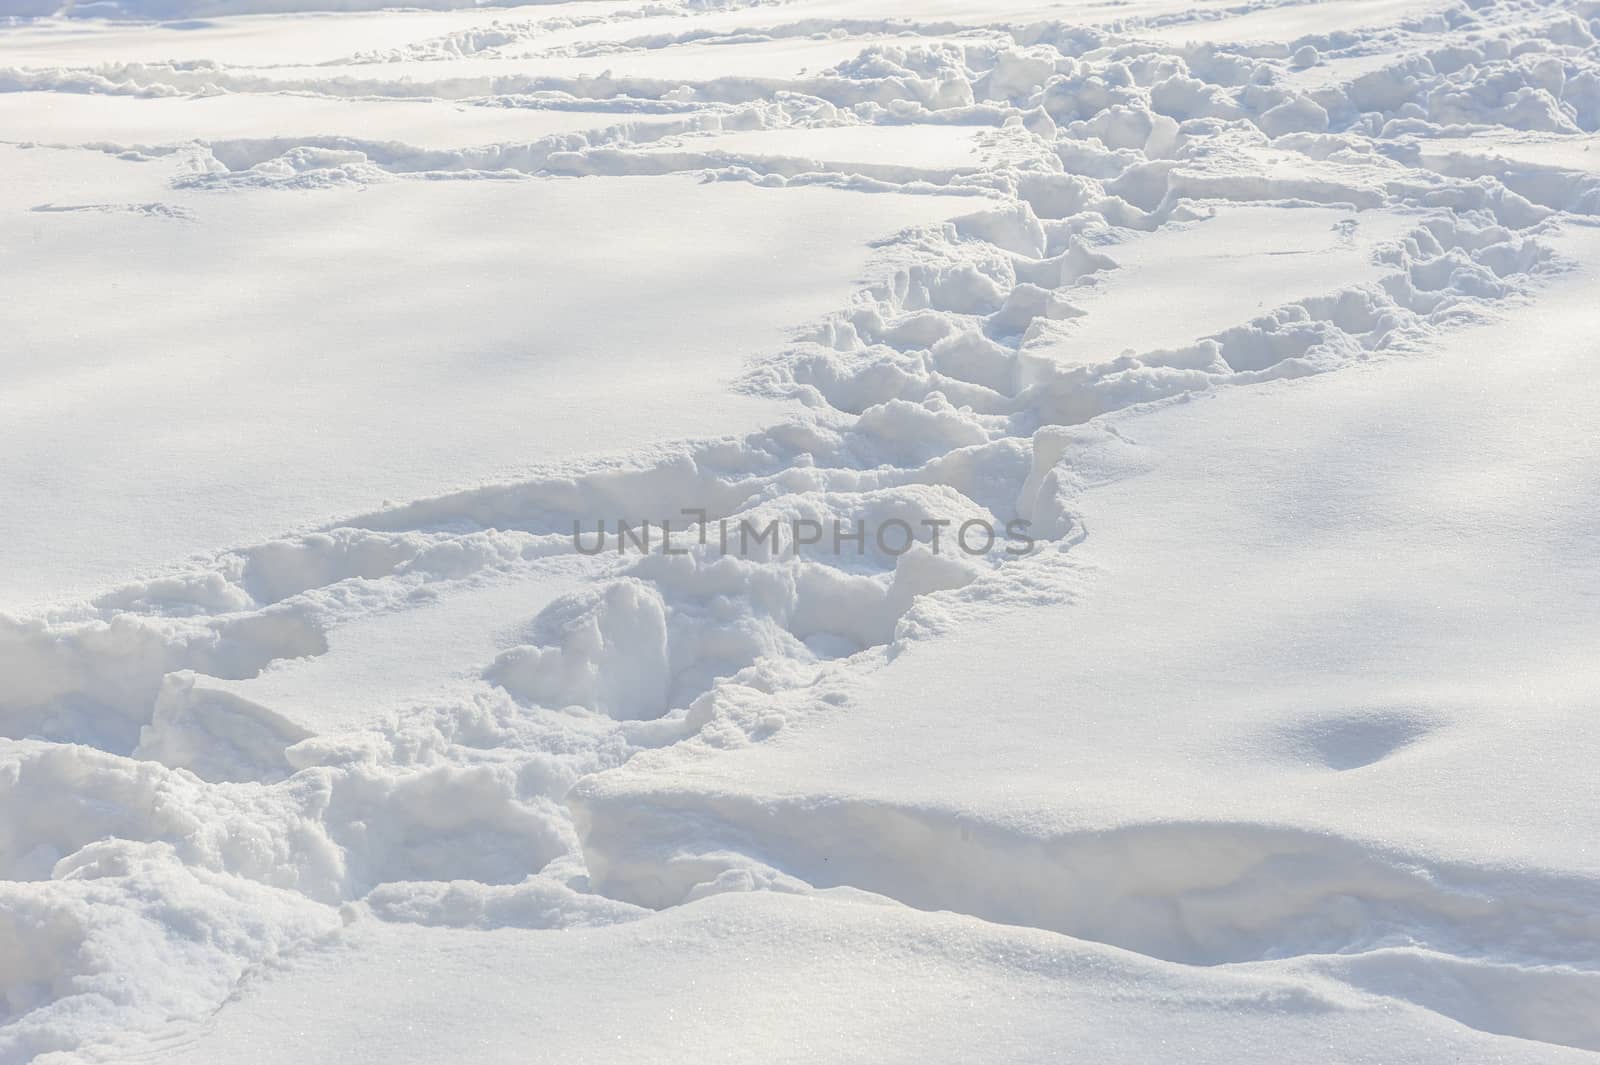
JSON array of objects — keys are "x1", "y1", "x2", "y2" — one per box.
[
  {"x1": 4, "y1": 0, "x2": 1600, "y2": 1060},
  {"x1": 0, "y1": 91, "x2": 689, "y2": 150}
]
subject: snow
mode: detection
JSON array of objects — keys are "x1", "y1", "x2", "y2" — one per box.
[
  {"x1": 0, "y1": 147, "x2": 968, "y2": 607},
  {"x1": 1423, "y1": 132, "x2": 1600, "y2": 171},
  {"x1": 197, "y1": 561, "x2": 595, "y2": 737},
  {"x1": 227, "y1": 35, "x2": 969, "y2": 91},
  {"x1": 636, "y1": 123, "x2": 992, "y2": 170},
  {"x1": 0, "y1": 91, "x2": 686, "y2": 149},
  {"x1": 157, "y1": 891, "x2": 1600, "y2": 1065},
  {"x1": 1140, "y1": 0, "x2": 1457, "y2": 44},
  {"x1": 0, "y1": 6, "x2": 592, "y2": 66},
  {"x1": 1020, "y1": 204, "x2": 1414, "y2": 367},
  {"x1": 578, "y1": 229, "x2": 1600, "y2": 903},
  {"x1": 5, "y1": 0, "x2": 1600, "y2": 1060}
]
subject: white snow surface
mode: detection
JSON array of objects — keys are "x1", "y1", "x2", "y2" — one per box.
[{"x1": 4, "y1": 0, "x2": 1600, "y2": 1061}]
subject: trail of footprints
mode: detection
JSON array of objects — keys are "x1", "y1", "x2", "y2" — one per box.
[{"x1": 4, "y1": 0, "x2": 1600, "y2": 1056}]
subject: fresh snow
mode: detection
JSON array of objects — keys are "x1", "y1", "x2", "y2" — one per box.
[
  {"x1": 0, "y1": 148, "x2": 966, "y2": 606},
  {"x1": 4, "y1": 0, "x2": 1600, "y2": 1061},
  {"x1": 211, "y1": 35, "x2": 980, "y2": 93},
  {"x1": 0, "y1": 91, "x2": 689, "y2": 150},
  {"x1": 157, "y1": 892, "x2": 1600, "y2": 1065},
  {"x1": 634, "y1": 123, "x2": 995, "y2": 170},
  {"x1": 1019, "y1": 204, "x2": 1414, "y2": 367},
  {"x1": 1426, "y1": 131, "x2": 1600, "y2": 169},
  {"x1": 1140, "y1": 0, "x2": 1457, "y2": 44}
]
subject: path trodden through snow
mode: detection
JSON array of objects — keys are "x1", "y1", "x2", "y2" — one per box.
[{"x1": 3, "y1": 0, "x2": 1600, "y2": 1061}]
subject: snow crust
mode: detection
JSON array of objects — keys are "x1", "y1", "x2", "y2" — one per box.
[{"x1": 5, "y1": 0, "x2": 1600, "y2": 1059}]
